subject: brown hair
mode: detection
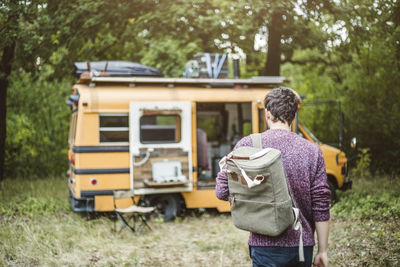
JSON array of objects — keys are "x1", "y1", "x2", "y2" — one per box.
[{"x1": 264, "y1": 87, "x2": 299, "y2": 125}]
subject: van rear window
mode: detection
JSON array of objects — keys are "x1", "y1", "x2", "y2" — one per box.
[
  {"x1": 140, "y1": 115, "x2": 181, "y2": 143},
  {"x1": 99, "y1": 114, "x2": 129, "y2": 143}
]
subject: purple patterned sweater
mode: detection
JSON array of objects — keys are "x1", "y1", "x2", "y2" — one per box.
[{"x1": 216, "y1": 129, "x2": 331, "y2": 247}]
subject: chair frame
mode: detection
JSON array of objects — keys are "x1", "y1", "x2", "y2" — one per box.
[{"x1": 113, "y1": 190, "x2": 155, "y2": 233}]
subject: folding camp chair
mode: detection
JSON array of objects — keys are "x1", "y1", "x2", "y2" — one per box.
[{"x1": 113, "y1": 190, "x2": 155, "y2": 233}]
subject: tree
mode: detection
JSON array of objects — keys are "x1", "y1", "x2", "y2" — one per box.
[
  {"x1": 3, "y1": 0, "x2": 399, "y2": 177},
  {"x1": 1, "y1": 0, "x2": 156, "y2": 179},
  {"x1": 0, "y1": 41, "x2": 14, "y2": 182},
  {"x1": 1, "y1": 0, "x2": 46, "y2": 181},
  {"x1": 282, "y1": 0, "x2": 400, "y2": 172}
]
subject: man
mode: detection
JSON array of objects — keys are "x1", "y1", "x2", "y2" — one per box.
[{"x1": 216, "y1": 87, "x2": 330, "y2": 267}]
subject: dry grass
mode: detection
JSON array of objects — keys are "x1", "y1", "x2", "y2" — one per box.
[
  {"x1": 0, "y1": 176, "x2": 399, "y2": 266},
  {"x1": 329, "y1": 218, "x2": 400, "y2": 266},
  {"x1": 1, "y1": 212, "x2": 249, "y2": 266}
]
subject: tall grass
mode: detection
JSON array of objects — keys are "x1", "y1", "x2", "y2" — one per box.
[
  {"x1": 0, "y1": 177, "x2": 249, "y2": 266},
  {"x1": 0, "y1": 175, "x2": 399, "y2": 266},
  {"x1": 330, "y1": 175, "x2": 400, "y2": 266},
  {"x1": 0, "y1": 177, "x2": 69, "y2": 217}
]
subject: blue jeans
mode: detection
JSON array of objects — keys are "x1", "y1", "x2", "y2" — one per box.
[{"x1": 249, "y1": 246, "x2": 314, "y2": 267}]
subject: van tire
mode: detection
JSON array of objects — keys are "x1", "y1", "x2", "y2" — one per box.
[
  {"x1": 328, "y1": 180, "x2": 337, "y2": 204},
  {"x1": 152, "y1": 194, "x2": 182, "y2": 221}
]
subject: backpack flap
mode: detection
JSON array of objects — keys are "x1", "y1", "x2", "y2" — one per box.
[{"x1": 219, "y1": 147, "x2": 281, "y2": 186}]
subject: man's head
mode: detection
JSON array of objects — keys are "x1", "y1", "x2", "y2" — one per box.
[{"x1": 264, "y1": 87, "x2": 300, "y2": 126}]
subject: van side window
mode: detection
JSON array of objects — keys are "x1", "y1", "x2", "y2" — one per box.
[
  {"x1": 99, "y1": 114, "x2": 129, "y2": 143},
  {"x1": 140, "y1": 115, "x2": 181, "y2": 143}
]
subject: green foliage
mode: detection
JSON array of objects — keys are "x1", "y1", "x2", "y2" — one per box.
[
  {"x1": 5, "y1": 67, "x2": 71, "y2": 177},
  {"x1": 2, "y1": 0, "x2": 400, "y2": 176},
  {"x1": 197, "y1": 117, "x2": 219, "y2": 141},
  {"x1": 140, "y1": 37, "x2": 199, "y2": 77},
  {"x1": 352, "y1": 148, "x2": 372, "y2": 178},
  {"x1": 282, "y1": 59, "x2": 342, "y2": 145},
  {"x1": 332, "y1": 176, "x2": 400, "y2": 220},
  {"x1": 282, "y1": 0, "x2": 400, "y2": 172},
  {"x1": 333, "y1": 191, "x2": 400, "y2": 220},
  {"x1": 0, "y1": 196, "x2": 68, "y2": 217},
  {"x1": 0, "y1": 176, "x2": 69, "y2": 217}
]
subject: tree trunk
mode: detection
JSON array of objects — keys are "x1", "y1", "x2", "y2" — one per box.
[
  {"x1": 0, "y1": 42, "x2": 15, "y2": 181},
  {"x1": 394, "y1": 2, "x2": 400, "y2": 71},
  {"x1": 264, "y1": 10, "x2": 283, "y2": 76}
]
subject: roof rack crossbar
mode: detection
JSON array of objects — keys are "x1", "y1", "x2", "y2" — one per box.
[{"x1": 88, "y1": 77, "x2": 286, "y2": 85}]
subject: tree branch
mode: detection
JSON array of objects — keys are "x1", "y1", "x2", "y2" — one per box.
[{"x1": 282, "y1": 57, "x2": 330, "y2": 66}]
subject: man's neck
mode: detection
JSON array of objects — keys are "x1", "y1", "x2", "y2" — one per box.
[{"x1": 268, "y1": 122, "x2": 290, "y2": 131}]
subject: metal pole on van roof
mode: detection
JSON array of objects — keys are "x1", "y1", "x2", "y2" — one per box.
[{"x1": 233, "y1": 59, "x2": 240, "y2": 79}]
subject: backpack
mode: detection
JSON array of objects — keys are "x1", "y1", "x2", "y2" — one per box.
[{"x1": 219, "y1": 133, "x2": 304, "y2": 261}]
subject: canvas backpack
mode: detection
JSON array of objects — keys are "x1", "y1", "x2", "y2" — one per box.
[{"x1": 219, "y1": 133, "x2": 304, "y2": 262}]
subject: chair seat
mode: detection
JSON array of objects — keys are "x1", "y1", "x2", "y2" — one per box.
[{"x1": 115, "y1": 205, "x2": 155, "y2": 214}]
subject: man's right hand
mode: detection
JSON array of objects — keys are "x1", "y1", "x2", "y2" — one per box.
[
  {"x1": 313, "y1": 252, "x2": 328, "y2": 267},
  {"x1": 314, "y1": 221, "x2": 329, "y2": 267}
]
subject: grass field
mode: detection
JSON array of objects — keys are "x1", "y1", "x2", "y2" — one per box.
[{"x1": 0, "y1": 176, "x2": 399, "y2": 266}]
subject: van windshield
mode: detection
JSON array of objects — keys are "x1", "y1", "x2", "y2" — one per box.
[{"x1": 299, "y1": 122, "x2": 320, "y2": 143}]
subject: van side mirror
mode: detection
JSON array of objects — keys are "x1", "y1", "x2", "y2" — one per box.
[{"x1": 350, "y1": 137, "x2": 357, "y2": 149}]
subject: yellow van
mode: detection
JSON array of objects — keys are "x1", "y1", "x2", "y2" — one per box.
[{"x1": 66, "y1": 62, "x2": 351, "y2": 219}]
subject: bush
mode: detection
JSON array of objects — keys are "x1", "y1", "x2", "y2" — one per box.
[
  {"x1": 332, "y1": 176, "x2": 400, "y2": 220},
  {"x1": 5, "y1": 69, "x2": 72, "y2": 177},
  {"x1": 351, "y1": 148, "x2": 372, "y2": 178}
]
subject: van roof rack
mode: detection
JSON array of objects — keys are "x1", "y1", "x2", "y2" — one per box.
[
  {"x1": 82, "y1": 76, "x2": 286, "y2": 87},
  {"x1": 74, "y1": 61, "x2": 163, "y2": 78}
]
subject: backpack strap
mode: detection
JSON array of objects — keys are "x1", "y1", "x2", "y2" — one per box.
[
  {"x1": 250, "y1": 133, "x2": 262, "y2": 149},
  {"x1": 292, "y1": 207, "x2": 304, "y2": 262}
]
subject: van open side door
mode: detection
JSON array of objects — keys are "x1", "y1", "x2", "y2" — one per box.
[{"x1": 129, "y1": 101, "x2": 193, "y2": 195}]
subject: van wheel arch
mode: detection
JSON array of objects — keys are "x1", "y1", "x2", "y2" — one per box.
[{"x1": 146, "y1": 194, "x2": 183, "y2": 221}]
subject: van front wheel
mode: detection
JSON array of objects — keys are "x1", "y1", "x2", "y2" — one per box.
[
  {"x1": 328, "y1": 180, "x2": 337, "y2": 204},
  {"x1": 151, "y1": 194, "x2": 182, "y2": 221}
]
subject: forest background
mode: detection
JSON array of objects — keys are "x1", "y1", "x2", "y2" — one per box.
[{"x1": 1, "y1": 0, "x2": 400, "y2": 180}]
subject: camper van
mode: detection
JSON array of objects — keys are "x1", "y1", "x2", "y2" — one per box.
[{"x1": 66, "y1": 61, "x2": 351, "y2": 220}]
